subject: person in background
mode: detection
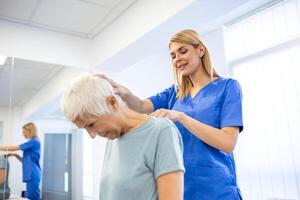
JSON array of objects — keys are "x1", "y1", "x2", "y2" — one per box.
[
  {"x1": 0, "y1": 122, "x2": 41, "y2": 200},
  {"x1": 98, "y1": 29, "x2": 243, "y2": 200},
  {"x1": 0, "y1": 155, "x2": 10, "y2": 199},
  {"x1": 61, "y1": 74, "x2": 184, "y2": 200}
]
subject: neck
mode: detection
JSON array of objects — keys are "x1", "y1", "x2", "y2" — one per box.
[
  {"x1": 189, "y1": 67, "x2": 211, "y2": 88},
  {"x1": 120, "y1": 107, "x2": 149, "y2": 134}
]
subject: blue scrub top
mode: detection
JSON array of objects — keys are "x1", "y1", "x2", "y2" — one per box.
[
  {"x1": 19, "y1": 138, "x2": 41, "y2": 182},
  {"x1": 149, "y1": 77, "x2": 243, "y2": 200}
]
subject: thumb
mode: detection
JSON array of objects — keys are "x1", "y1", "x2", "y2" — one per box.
[{"x1": 113, "y1": 88, "x2": 122, "y2": 95}]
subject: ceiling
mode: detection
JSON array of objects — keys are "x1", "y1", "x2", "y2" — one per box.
[
  {"x1": 0, "y1": 0, "x2": 137, "y2": 38},
  {"x1": 0, "y1": 57, "x2": 65, "y2": 107}
]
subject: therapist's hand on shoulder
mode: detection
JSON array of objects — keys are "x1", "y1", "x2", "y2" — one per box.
[{"x1": 150, "y1": 109, "x2": 183, "y2": 122}]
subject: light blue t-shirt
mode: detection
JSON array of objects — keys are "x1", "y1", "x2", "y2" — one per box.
[{"x1": 100, "y1": 117, "x2": 185, "y2": 200}]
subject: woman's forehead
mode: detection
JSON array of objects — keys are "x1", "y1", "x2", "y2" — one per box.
[{"x1": 169, "y1": 42, "x2": 190, "y2": 51}]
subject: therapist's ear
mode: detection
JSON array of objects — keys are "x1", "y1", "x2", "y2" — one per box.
[
  {"x1": 106, "y1": 96, "x2": 119, "y2": 111},
  {"x1": 196, "y1": 44, "x2": 205, "y2": 58}
]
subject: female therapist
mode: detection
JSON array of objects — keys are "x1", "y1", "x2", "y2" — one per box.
[
  {"x1": 0, "y1": 122, "x2": 41, "y2": 200},
  {"x1": 99, "y1": 29, "x2": 243, "y2": 200}
]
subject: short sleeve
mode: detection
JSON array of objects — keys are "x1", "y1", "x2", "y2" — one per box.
[
  {"x1": 220, "y1": 79, "x2": 243, "y2": 132},
  {"x1": 19, "y1": 139, "x2": 37, "y2": 151},
  {"x1": 148, "y1": 85, "x2": 177, "y2": 111},
  {"x1": 153, "y1": 121, "x2": 185, "y2": 179}
]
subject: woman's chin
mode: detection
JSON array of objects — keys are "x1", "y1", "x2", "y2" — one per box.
[
  {"x1": 105, "y1": 132, "x2": 118, "y2": 140},
  {"x1": 180, "y1": 71, "x2": 190, "y2": 77}
]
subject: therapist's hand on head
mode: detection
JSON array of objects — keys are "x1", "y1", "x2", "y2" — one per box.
[
  {"x1": 95, "y1": 74, "x2": 131, "y2": 100},
  {"x1": 150, "y1": 109, "x2": 184, "y2": 122}
]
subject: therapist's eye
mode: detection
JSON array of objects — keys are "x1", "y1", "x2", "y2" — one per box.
[
  {"x1": 170, "y1": 53, "x2": 176, "y2": 59},
  {"x1": 179, "y1": 49, "x2": 188, "y2": 54}
]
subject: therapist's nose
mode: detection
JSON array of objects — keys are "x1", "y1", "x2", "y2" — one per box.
[{"x1": 174, "y1": 54, "x2": 183, "y2": 65}]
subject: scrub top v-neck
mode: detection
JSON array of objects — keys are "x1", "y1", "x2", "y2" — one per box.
[{"x1": 149, "y1": 77, "x2": 243, "y2": 200}]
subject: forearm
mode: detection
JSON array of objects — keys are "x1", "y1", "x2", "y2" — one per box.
[
  {"x1": 0, "y1": 146, "x2": 20, "y2": 151},
  {"x1": 124, "y1": 93, "x2": 153, "y2": 114},
  {"x1": 124, "y1": 93, "x2": 144, "y2": 112},
  {"x1": 178, "y1": 113, "x2": 238, "y2": 153}
]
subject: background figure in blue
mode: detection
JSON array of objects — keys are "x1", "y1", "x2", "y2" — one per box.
[
  {"x1": 0, "y1": 122, "x2": 41, "y2": 200},
  {"x1": 99, "y1": 29, "x2": 243, "y2": 200},
  {"x1": 0, "y1": 155, "x2": 10, "y2": 199}
]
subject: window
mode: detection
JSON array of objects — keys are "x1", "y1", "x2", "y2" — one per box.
[{"x1": 224, "y1": 0, "x2": 300, "y2": 199}]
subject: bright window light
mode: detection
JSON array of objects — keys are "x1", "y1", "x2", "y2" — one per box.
[
  {"x1": 0, "y1": 55, "x2": 7, "y2": 65},
  {"x1": 224, "y1": 0, "x2": 300, "y2": 199}
]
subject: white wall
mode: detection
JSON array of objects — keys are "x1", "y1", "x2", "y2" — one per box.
[
  {"x1": 0, "y1": 21, "x2": 92, "y2": 69},
  {"x1": 0, "y1": 107, "x2": 11, "y2": 145},
  {"x1": 22, "y1": 67, "x2": 88, "y2": 119},
  {"x1": 0, "y1": 107, "x2": 22, "y2": 144},
  {"x1": 202, "y1": 28, "x2": 229, "y2": 77},
  {"x1": 90, "y1": 0, "x2": 194, "y2": 67},
  {"x1": 111, "y1": 47, "x2": 173, "y2": 98},
  {"x1": 94, "y1": 0, "x2": 252, "y2": 74}
]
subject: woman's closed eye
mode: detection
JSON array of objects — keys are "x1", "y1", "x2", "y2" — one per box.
[
  {"x1": 170, "y1": 53, "x2": 176, "y2": 59},
  {"x1": 179, "y1": 49, "x2": 188, "y2": 54},
  {"x1": 170, "y1": 49, "x2": 188, "y2": 59},
  {"x1": 87, "y1": 121, "x2": 96, "y2": 128}
]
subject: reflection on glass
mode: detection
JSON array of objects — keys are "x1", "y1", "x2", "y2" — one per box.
[{"x1": 0, "y1": 57, "x2": 89, "y2": 200}]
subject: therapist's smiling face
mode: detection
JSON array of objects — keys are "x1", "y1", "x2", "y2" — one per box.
[
  {"x1": 74, "y1": 113, "x2": 125, "y2": 140},
  {"x1": 169, "y1": 42, "x2": 204, "y2": 77}
]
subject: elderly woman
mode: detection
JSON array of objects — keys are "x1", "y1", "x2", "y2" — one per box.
[
  {"x1": 0, "y1": 122, "x2": 41, "y2": 200},
  {"x1": 61, "y1": 74, "x2": 184, "y2": 200}
]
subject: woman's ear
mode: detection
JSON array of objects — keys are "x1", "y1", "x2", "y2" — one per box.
[
  {"x1": 197, "y1": 44, "x2": 205, "y2": 58},
  {"x1": 106, "y1": 95, "x2": 119, "y2": 111}
]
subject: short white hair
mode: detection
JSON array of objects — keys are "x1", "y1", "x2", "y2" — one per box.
[{"x1": 61, "y1": 73, "x2": 126, "y2": 121}]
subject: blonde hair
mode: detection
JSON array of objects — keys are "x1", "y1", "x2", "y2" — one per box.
[
  {"x1": 169, "y1": 29, "x2": 219, "y2": 99},
  {"x1": 61, "y1": 73, "x2": 126, "y2": 122},
  {"x1": 22, "y1": 122, "x2": 38, "y2": 138}
]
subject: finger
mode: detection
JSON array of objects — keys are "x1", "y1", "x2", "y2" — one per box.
[
  {"x1": 94, "y1": 73, "x2": 106, "y2": 78},
  {"x1": 149, "y1": 110, "x2": 160, "y2": 116},
  {"x1": 150, "y1": 110, "x2": 167, "y2": 118},
  {"x1": 112, "y1": 88, "x2": 122, "y2": 95},
  {"x1": 95, "y1": 74, "x2": 119, "y2": 87}
]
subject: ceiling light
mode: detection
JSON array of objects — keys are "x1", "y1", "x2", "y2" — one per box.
[{"x1": 0, "y1": 55, "x2": 7, "y2": 65}]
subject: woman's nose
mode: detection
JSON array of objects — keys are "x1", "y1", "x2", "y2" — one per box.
[
  {"x1": 174, "y1": 54, "x2": 183, "y2": 63},
  {"x1": 88, "y1": 131, "x2": 97, "y2": 139}
]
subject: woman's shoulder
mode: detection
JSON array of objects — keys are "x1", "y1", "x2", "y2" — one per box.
[
  {"x1": 150, "y1": 117, "x2": 179, "y2": 134},
  {"x1": 215, "y1": 77, "x2": 241, "y2": 89},
  {"x1": 162, "y1": 84, "x2": 177, "y2": 93},
  {"x1": 217, "y1": 77, "x2": 239, "y2": 83},
  {"x1": 29, "y1": 137, "x2": 41, "y2": 144}
]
